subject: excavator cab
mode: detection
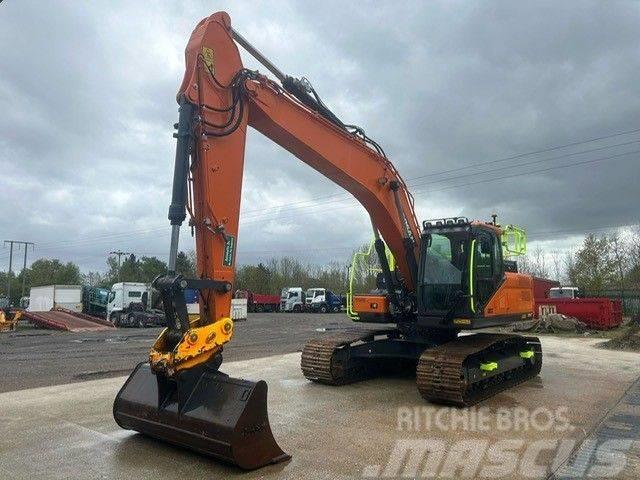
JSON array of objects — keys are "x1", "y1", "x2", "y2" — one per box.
[{"x1": 417, "y1": 217, "x2": 533, "y2": 330}]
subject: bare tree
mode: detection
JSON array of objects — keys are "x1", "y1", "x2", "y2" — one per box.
[
  {"x1": 610, "y1": 233, "x2": 626, "y2": 295},
  {"x1": 550, "y1": 250, "x2": 562, "y2": 283},
  {"x1": 519, "y1": 245, "x2": 549, "y2": 278}
]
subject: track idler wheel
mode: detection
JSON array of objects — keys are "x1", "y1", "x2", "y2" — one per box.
[{"x1": 113, "y1": 361, "x2": 290, "y2": 470}]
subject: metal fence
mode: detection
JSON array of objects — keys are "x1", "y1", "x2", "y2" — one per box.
[{"x1": 584, "y1": 289, "x2": 640, "y2": 316}]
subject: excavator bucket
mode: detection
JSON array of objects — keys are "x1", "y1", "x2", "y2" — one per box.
[{"x1": 113, "y1": 362, "x2": 290, "y2": 470}]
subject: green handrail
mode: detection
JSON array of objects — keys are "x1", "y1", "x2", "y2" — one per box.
[
  {"x1": 469, "y1": 239, "x2": 476, "y2": 313},
  {"x1": 347, "y1": 239, "x2": 395, "y2": 321},
  {"x1": 502, "y1": 224, "x2": 527, "y2": 257}
]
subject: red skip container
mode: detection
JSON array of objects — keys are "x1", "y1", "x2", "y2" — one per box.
[{"x1": 534, "y1": 297, "x2": 623, "y2": 329}]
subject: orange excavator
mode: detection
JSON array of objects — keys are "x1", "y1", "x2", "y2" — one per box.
[{"x1": 113, "y1": 12, "x2": 541, "y2": 470}]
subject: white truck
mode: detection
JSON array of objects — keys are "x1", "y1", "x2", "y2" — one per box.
[
  {"x1": 27, "y1": 285, "x2": 83, "y2": 312},
  {"x1": 106, "y1": 282, "x2": 163, "y2": 327},
  {"x1": 305, "y1": 287, "x2": 344, "y2": 313},
  {"x1": 548, "y1": 286, "x2": 581, "y2": 299},
  {"x1": 280, "y1": 287, "x2": 304, "y2": 312}
]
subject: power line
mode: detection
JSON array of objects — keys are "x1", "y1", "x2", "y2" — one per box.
[
  {"x1": 24, "y1": 145, "x2": 634, "y2": 256},
  {"x1": 408, "y1": 139, "x2": 640, "y2": 189},
  {"x1": 14, "y1": 127, "x2": 640, "y2": 255},
  {"x1": 238, "y1": 137, "x2": 640, "y2": 222},
  {"x1": 238, "y1": 149, "x2": 638, "y2": 227},
  {"x1": 409, "y1": 127, "x2": 640, "y2": 181},
  {"x1": 109, "y1": 250, "x2": 133, "y2": 282},
  {"x1": 412, "y1": 148, "x2": 639, "y2": 197},
  {"x1": 527, "y1": 222, "x2": 638, "y2": 239},
  {"x1": 239, "y1": 127, "x2": 640, "y2": 217},
  {"x1": 36, "y1": 226, "x2": 167, "y2": 250}
]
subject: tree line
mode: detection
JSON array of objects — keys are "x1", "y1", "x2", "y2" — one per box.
[
  {"x1": 518, "y1": 228, "x2": 640, "y2": 295},
  {"x1": 0, "y1": 251, "x2": 196, "y2": 306},
  {"x1": 3, "y1": 230, "x2": 639, "y2": 307},
  {"x1": 0, "y1": 247, "x2": 370, "y2": 306}
]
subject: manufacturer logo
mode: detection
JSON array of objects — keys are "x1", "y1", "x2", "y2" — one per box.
[
  {"x1": 223, "y1": 235, "x2": 235, "y2": 267},
  {"x1": 201, "y1": 46, "x2": 215, "y2": 74}
]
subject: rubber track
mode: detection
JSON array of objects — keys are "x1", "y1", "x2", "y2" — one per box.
[
  {"x1": 301, "y1": 328, "x2": 391, "y2": 385},
  {"x1": 416, "y1": 333, "x2": 542, "y2": 407}
]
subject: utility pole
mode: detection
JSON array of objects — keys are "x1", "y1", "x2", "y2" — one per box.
[
  {"x1": 4, "y1": 240, "x2": 34, "y2": 304},
  {"x1": 109, "y1": 250, "x2": 133, "y2": 282},
  {"x1": 20, "y1": 242, "x2": 35, "y2": 298}
]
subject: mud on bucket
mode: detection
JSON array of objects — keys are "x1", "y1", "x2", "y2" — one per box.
[{"x1": 113, "y1": 362, "x2": 290, "y2": 470}]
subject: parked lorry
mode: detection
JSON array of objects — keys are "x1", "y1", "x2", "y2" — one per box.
[
  {"x1": 106, "y1": 282, "x2": 164, "y2": 327},
  {"x1": 305, "y1": 287, "x2": 344, "y2": 313},
  {"x1": 280, "y1": 287, "x2": 304, "y2": 312},
  {"x1": 548, "y1": 286, "x2": 580, "y2": 299},
  {"x1": 235, "y1": 290, "x2": 280, "y2": 312},
  {"x1": 82, "y1": 286, "x2": 110, "y2": 317},
  {"x1": 534, "y1": 286, "x2": 622, "y2": 329},
  {"x1": 28, "y1": 285, "x2": 82, "y2": 312}
]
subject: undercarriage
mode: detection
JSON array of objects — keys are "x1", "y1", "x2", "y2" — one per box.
[{"x1": 301, "y1": 328, "x2": 542, "y2": 407}]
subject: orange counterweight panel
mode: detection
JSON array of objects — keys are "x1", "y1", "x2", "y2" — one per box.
[
  {"x1": 483, "y1": 272, "x2": 534, "y2": 318},
  {"x1": 352, "y1": 294, "x2": 394, "y2": 322}
]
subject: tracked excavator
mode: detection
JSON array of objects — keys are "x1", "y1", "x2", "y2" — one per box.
[{"x1": 113, "y1": 12, "x2": 542, "y2": 470}]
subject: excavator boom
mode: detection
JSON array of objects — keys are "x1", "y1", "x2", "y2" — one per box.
[{"x1": 114, "y1": 12, "x2": 420, "y2": 469}]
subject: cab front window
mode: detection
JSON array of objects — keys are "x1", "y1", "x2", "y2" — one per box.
[{"x1": 420, "y1": 231, "x2": 467, "y2": 312}]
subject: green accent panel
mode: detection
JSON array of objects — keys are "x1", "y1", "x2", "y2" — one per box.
[
  {"x1": 223, "y1": 235, "x2": 235, "y2": 267},
  {"x1": 469, "y1": 239, "x2": 476, "y2": 313},
  {"x1": 519, "y1": 349, "x2": 535, "y2": 359},
  {"x1": 347, "y1": 238, "x2": 394, "y2": 321},
  {"x1": 480, "y1": 361, "x2": 498, "y2": 372},
  {"x1": 502, "y1": 224, "x2": 527, "y2": 257}
]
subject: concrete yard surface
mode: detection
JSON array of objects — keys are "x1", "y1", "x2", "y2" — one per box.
[{"x1": 1, "y1": 335, "x2": 639, "y2": 479}]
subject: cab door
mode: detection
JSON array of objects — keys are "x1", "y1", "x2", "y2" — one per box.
[{"x1": 471, "y1": 230, "x2": 504, "y2": 312}]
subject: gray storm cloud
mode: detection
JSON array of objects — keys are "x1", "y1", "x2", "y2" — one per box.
[{"x1": 0, "y1": 0, "x2": 638, "y2": 272}]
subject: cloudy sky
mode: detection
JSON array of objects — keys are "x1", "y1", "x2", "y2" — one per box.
[{"x1": 1, "y1": 0, "x2": 639, "y2": 274}]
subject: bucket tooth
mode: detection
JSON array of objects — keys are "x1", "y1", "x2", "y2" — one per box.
[{"x1": 113, "y1": 362, "x2": 290, "y2": 470}]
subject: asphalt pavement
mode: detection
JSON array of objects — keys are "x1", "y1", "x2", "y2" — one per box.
[{"x1": 0, "y1": 312, "x2": 353, "y2": 392}]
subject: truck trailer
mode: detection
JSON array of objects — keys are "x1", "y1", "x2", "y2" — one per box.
[
  {"x1": 235, "y1": 290, "x2": 280, "y2": 312},
  {"x1": 27, "y1": 285, "x2": 83, "y2": 313}
]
